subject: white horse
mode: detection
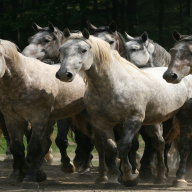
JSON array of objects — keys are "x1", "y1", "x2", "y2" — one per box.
[{"x1": 56, "y1": 29, "x2": 192, "y2": 188}]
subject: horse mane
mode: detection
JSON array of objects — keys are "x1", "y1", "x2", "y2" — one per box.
[
  {"x1": 151, "y1": 40, "x2": 171, "y2": 67},
  {"x1": 117, "y1": 32, "x2": 130, "y2": 60},
  {"x1": 63, "y1": 34, "x2": 148, "y2": 77},
  {"x1": 0, "y1": 39, "x2": 20, "y2": 64}
]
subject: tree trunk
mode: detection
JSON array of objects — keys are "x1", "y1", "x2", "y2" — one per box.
[
  {"x1": 178, "y1": 0, "x2": 183, "y2": 32},
  {"x1": 112, "y1": 0, "x2": 119, "y2": 25},
  {"x1": 120, "y1": 0, "x2": 125, "y2": 32},
  {"x1": 158, "y1": 0, "x2": 164, "y2": 45},
  {"x1": 0, "y1": 0, "x2": 4, "y2": 39},
  {"x1": 127, "y1": 0, "x2": 135, "y2": 35},
  {"x1": 186, "y1": 0, "x2": 192, "y2": 17},
  {"x1": 11, "y1": 0, "x2": 19, "y2": 44}
]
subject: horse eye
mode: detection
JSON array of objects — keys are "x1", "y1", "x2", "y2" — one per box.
[
  {"x1": 82, "y1": 49, "x2": 87, "y2": 53},
  {"x1": 45, "y1": 39, "x2": 50, "y2": 43},
  {"x1": 109, "y1": 41, "x2": 114, "y2": 44},
  {"x1": 131, "y1": 49, "x2": 136, "y2": 52}
]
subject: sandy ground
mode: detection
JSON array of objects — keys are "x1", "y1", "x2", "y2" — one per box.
[{"x1": 0, "y1": 153, "x2": 192, "y2": 192}]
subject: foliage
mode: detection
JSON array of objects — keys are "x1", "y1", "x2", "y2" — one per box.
[{"x1": 0, "y1": 0, "x2": 192, "y2": 50}]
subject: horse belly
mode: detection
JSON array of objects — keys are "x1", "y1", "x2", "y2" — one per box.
[{"x1": 144, "y1": 85, "x2": 188, "y2": 125}]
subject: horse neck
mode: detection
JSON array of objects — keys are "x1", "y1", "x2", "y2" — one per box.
[
  {"x1": 0, "y1": 54, "x2": 28, "y2": 96},
  {"x1": 84, "y1": 55, "x2": 133, "y2": 95},
  {"x1": 149, "y1": 42, "x2": 171, "y2": 67}
]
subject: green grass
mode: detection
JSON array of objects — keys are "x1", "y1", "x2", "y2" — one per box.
[{"x1": 0, "y1": 125, "x2": 144, "y2": 164}]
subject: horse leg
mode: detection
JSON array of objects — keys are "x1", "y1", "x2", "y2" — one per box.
[
  {"x1": 4, "y1": 116, "x2": 30, "y2": 182},
  {"x1": 92, "y1": 129, "x2": 109, "y2": 184},
  {"x1": 0, "y1": 112, "x2": 13, "y2": 164},
  {"x1": 128, "y1": 133, "x2": 140, "y2": 174},
  {"x1": 55, "y1": 118, "x2": 75, "y2": 173},
  {"x1": 92, "y1": 124, "x2": 121, "y2": 189},
  {"x1": 22, "y1": 119, "x2": 55, "y2": 189},
  {"x1": 117, "y1": 117, "x2": 142, "y2": 187},
  {"x1": 164, "y1": 143, "x2": 171, "y2": 178},
  {"x1": 78, "y1": 123, "x2": 94, "y2": 180},
  {"x1": 172, "y1": 100, "x2": 192, "y2": 187},
  {"x1": 145, "y1": 124, "x2": 167, "y2": 184},
  {"x1": 139, "y1": 126, "x2": 154, "y2": 179}
]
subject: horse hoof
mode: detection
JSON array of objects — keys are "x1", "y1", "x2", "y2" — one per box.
[
  {"x1": 45, "y1": 155, "x2": 53, "y2": 165},
  {"x1": 172, "y1": 179, "x2": 188, "y2": 187},
  {"x1": 73, "y1": 161, "x2": 81, "y2": 168},
  {"x1": 103, "y1": 182, "x2": 121, "y2": 189},
  {"x1": 21, "y1": 181, "x2": 39, "y2": 189},
  {"x1": 139, "y1": 170, "x2": 154, "y2": 180},
  {"x1": 3, "y1": 155, "x2": 13, "y2": 165},
  {"x1": 95, "y1": 176, "x2": 108, "y2": 184},
  {"x1": 61, "y1": 162, "x2": 75, "y2": 173},
  {"x1": 78, "y1": 172, "x2": 93, "y2": 180},
  {"x1": 154, "y1": 177, "x2": 167, "y2": 184},
  {"x1": 122, "y1": 177, "x2": 140, "y2": 187},
  {"x1": 36, "y1": 170, "x2": 47, "y2": 182}
]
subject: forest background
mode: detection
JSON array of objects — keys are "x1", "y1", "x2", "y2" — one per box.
[{"x1": 0, "y1": 0, "x2": 192, "y2": 50}]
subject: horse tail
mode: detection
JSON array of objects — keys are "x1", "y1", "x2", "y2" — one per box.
[
  {"x1": 164, "y1": 117, "x2": 180, "y2": 144},
  {"x1": 71, "y1": 113, "x2": 91, "y2": 139}
]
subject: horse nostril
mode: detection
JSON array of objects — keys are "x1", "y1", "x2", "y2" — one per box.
[
  {"x1": 56, "y1": 72, "x2": 60, "y2": 79},
  {"x1": 171, "y1": 73, "x2": 177, "y2": 80},
  {"x1": 66, "y1": 72, "x2": 73, "y2": 79}
]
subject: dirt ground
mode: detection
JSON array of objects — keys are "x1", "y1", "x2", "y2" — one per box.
[{"x1": 0, "y1": 154, "x2": 192, "y2": 192}]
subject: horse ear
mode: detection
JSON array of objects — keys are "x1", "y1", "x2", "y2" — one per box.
[
  {"x1": 125, "y1": 32, "x2": 134, "y2": 40},
  {"x1": 87, "y1": 20, "x2": 97, "y2": 32},
  {"x1": 32, "y1": 22, "x2": 42, "y2": 32},
  {"x1": 48, "y1": 21, "x2": 58, "y2": 34},
  {"x1": 172, "y1": 30, "x2": 182, "y2": 41},
  {"x1": 82, "y1": 28, "x2": 90, "y2": 39},
  {"x1": 63, "y1": 28, "x2": 70, "y2": 38},
  {"x1": 141, "y1": 31, "x2": 148, "y2": 43},
  {"x1": 109, "y1": 21, "x2": 117, "y2": 32}
]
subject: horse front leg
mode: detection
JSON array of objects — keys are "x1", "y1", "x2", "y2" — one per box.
[
  {"x1": 145, "y1": 124, "x2": 167, "y2": 184},
  {"x1": 55, "y1": 118, "x2": 75, "y2": 173},
  {"x1": 117, "y1": 117, "x2": 143, "y2": 187},
  {"x1": 173, "y1": 99, "x2": 192, "y2": 187},
  {"x1": 21, "y1": 117, "x2": 54, "y2": 189}
]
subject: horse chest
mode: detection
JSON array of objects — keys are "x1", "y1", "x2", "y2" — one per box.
[{"x1": 84, "y1": 91, "x2": 131, "y2": 123}]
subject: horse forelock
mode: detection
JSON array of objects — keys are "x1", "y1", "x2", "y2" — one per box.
[{"x1": 0, "y1": 39, "x2": 20, "y2": 64}]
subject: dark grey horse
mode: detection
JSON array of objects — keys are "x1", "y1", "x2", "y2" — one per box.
[{"x1": 22, "y1": 22, "x2": 94, "y2": 177}]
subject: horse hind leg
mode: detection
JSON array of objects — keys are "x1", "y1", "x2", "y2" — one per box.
[
  {"x1": 0, "y1": 112, "x2": 13, "y2": 164},
  {"x1": 55, "y1": 118, "x2": 75, "y2": 173},
  {"x1": 76, "y1": 123, "x2": 94, "y2": 180},
  {"x1": 4, "y1": 116, "x2": 30, "y2": 183}
]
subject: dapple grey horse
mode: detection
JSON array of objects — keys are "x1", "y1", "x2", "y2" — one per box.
[
  {"x1": 0, "y1": 39, "x2": 89, "y2": 189},
  {"x1": 22, "y1": 22, "x2": 94, "y2": 177},
  {"x1": 56, "y1": 29, "x2": 192, "y2": 188},
  {"x1": 87, "y1": 20, "x2": 174, "y2": 180}
]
